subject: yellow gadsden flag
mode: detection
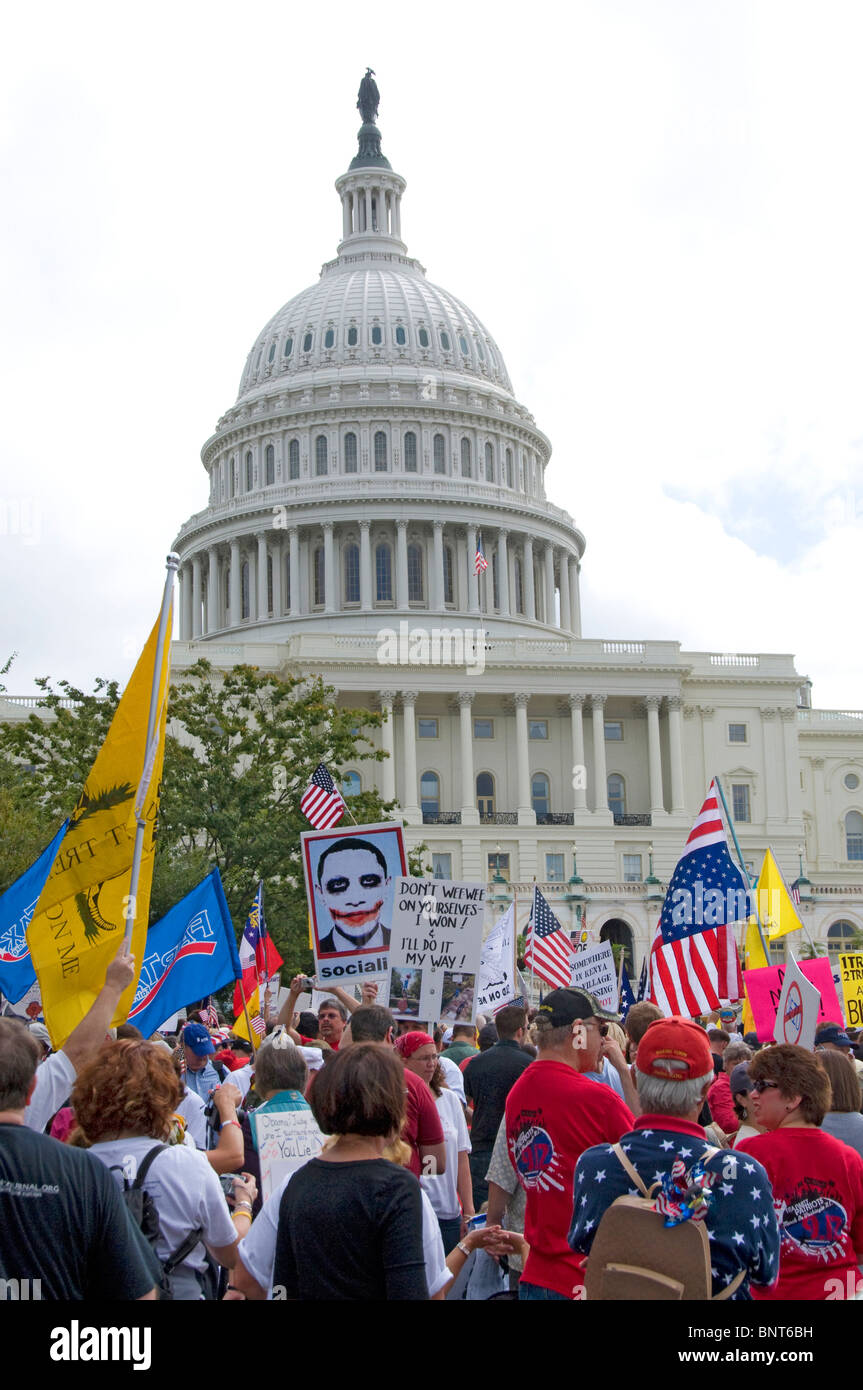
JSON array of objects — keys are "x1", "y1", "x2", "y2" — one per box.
[
  {"x1": 749, "y1": 849, "x2": 804, "y2": 942},
  {"x1": 27, "y1": 609, "x2": 173, "y2": 1049}
]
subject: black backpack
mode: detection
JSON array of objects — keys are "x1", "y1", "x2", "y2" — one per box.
[{"x1": 112, "y1": 1144, "x2": 205, "y2": 1300}]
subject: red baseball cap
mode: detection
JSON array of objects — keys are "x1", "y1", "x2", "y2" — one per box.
[{"x1": 636, "y1": 1017, "x2": 713, "y2": 1081}]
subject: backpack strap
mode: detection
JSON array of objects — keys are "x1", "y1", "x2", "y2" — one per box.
[
  {"x1": 610, "y1": 1143, "x2": 654, "y2": 1198},
  {"x1": 163, "y1": 1227, "x2": 205, "y2": 1275},
  {"x1": 130, "y1": 1144, "x2": 168, "y2": 1190}
]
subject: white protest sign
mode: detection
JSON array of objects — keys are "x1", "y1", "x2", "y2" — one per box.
[
  {"x1": 773, "y1": 949, "x2": 821, "y2": 1049},
  {"x1": 251, "y1": 1107, "x2": 325, "y2": 1203},
  {"x1": 389, "y1": 879, "x2": 485, "y2": 1024},
  {"x1": 476, "y1": 904, "x2": 518, "y2": 1015},
  {"x1": 569, "y1": 941, "x2": 619, "y2": 1012}
]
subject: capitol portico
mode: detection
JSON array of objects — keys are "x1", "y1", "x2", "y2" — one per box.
[{"x1": 163, "y1": 75, "x2": 863, "y2": 974}]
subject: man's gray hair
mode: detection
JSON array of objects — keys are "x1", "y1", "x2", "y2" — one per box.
[
  {"x1": 635, "y1": 1067, "x2": 714, "y2": 1118},
  {"x1": 254, "y1": 1035, "x2": 308, "y2": 1096}
]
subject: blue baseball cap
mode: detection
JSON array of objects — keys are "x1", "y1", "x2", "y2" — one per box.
[{"x1": 182, "y1": 1022, "x2": 215, "y2": 1056}]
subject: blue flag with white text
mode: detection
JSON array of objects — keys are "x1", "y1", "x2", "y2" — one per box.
[
  {"x1": 0, "y1": 822, "x2": 69, "y2": 1002},
  {"x1": 127, "y1": 869, "x2": 241, "y2": 1036}
]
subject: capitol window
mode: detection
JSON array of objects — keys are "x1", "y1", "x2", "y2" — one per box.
[
  {"x1": 433, "y1": 434, "x2": 446, "y2": 474},
  {"x1": 623, "y1": 854, "x2": 643, "y2": 883},
  {"x1": 395, "y1": 325, "x2": 406, "y2": 346},
  {"x1": 418, "y1": 718, "x2": 438, "y2": 738},
  {"x1": 440, "y1": 330, "x2": 450, "y2": 351},
  {"x1": 514, "y1": 558, "x2": 524, "y2": 613},
  {"x1": 532, "y1": 773, "x2": 550, "y2": 817},
  {"x1": 284, "y1": 336, "x2": 293, "y2": 358},
  {"x1": 846, "y1": 811, "x2": 863, "y2": 861},
  {"x1": 313, "y1": 546, "x2": 325, "y2": 607},
  {"x1": 460, "y1": 438, "x2": 471, "y2": 478},
  {"x1": 828, "y1": 920, "x2": 860, "y2": 959},
  {"x1": 485, "y1": 442, "x2": 494, "y2": 482},
  {"x1": 404, "y1": 431, "x2": 417, "y2": 472},
  {"x1": 418, "y1": 327, "x2": 429, "y2": 348},
  {"x1": 241, "y1": 561, "x2": 250, "y2": 620},
  {"x1": 443, "y1": 545, "x2": 454, "y2": 604},
  {"x1": 506, "y1": 448, "x2": 514, "y2": 488},
  {"x1": 432, "y1": 852, "x2": 452, "y2": 879},
  {"x1": 315, "y1": 435, "x2": 328, "y2": 476},
  {"x1": 476, "y1": 338, "x2": 485, "y2": 361},
  {"x1": 459, "y1": 335, "x2": 469, "y2": 355},
  {"x1": 421, "y1": 771, "x2": 440, "y2": 817},
  {"x1": 608, "y1": 774, "x2": 626, "y2": 817},
  {"x1": 604, "y1": 721, "x2": 623, "y2": 741},
  {"x1": 229, "y1": 457, "x2": 236, "y2": 498},
  {"x1": 374, "y1": 431, "x2": 388, "y2": 471},
  {"x1": 407, "y1": 543, "x2": 424, "y2": 602},
  {"x1": 844, "y1": 772, "x2": 860, "y2": 791},
  {"x1": 474, "y1": 718, "x2": 493, "y2": 739},
  {"x1": 371, "y1": 325, "x2": 383, "y2": 346},
  {"x1": 267, "y1": 343, "x2": 275, "y2": 363},
  {"x1": 343, "y1": 544, "x2": 360, "y2": 604},
  {"x1": 265, "y1": 444, "x2": 275, "y2": 486},
  {"x1": 375, "y1": 544, "x2": 393, "y2": 602},
  {"x1": 728, "y1": 723, "x2": 748, "y2": 743},
  {"x1": 289, "y1": 439, "x2": 300, "y2": 479},
  {"x1": 732, "y1": 784, "x2": 751, "y2": 823},
  {"x1": 529, "y1": 720, "x2": 548, "y2": 740},
  {"x1": 546, "y1": 853, "x2": 564, "y2": 881},
  {"x1": 476, "y1": 771, "x2": 495, "y2": 816},
  {"x1": 342, "y1": 771, "x2": 361, "y2": 798},
  {"x1": 347, "y1": 326, "x2": 358, "y2": 346},
  {"x1": 324, "y1": 328, "x2": 335, "y2": 349},
  {"x1": 344, "y1": 432, "x2": 358, "y2": 473},
  {"x1": 303, "y1": 332, "x2": 313, "y2": 352},
  {"x1": 245, "y1": 452, "x2": 253, "y2": 491}
]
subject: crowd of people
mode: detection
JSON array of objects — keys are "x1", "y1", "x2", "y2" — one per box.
[{"x1": 2, "y1": 950, "x2": 863, "y2": 1302}]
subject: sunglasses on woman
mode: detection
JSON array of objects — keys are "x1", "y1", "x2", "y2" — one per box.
[{"x1": 751, "y1": 1079, "x2": 781, "y2": 1094}]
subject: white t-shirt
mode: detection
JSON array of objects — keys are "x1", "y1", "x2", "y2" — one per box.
[
  {"x1": 238, "y1": 1170, "x2": 450, "y2": 1298},
  {"x1": 438, "y1": 1055, "x2": 466, "y2": 1105},
  {"x1": 177, "y1": 1088, "x2": 207, "y2": 1148},
  {"x1": 420, "y1": 1087, "x2": 471, "y2": 1221},
  {"x1": 229, "y1": 1063, "x2": 253, "y2": 1100},
  {"x1": 24, "y1": 1049, "x2": 76, "y2": 1132},
  {"x1": 89, "y1": 1137, "x2": 236, "y2": 1299}
]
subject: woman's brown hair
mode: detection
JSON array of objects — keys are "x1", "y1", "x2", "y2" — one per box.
[
  {"x1": 72, "y1": 1039, "x2": 183, "y2": 1143},
  {"x1": 749, "y1": 1044, "x2": 832, "y2": 1126},
  {"x1": 818, "y1": 1048, "x2": 862, "y2": 1114},
  {"x1": 310, "y1": 1043, "x2": 406, "y2": 1138}
]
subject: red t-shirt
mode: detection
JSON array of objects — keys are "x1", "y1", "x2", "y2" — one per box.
[
  {"x1": 403, "y1": 1069, "x2": 445, "y2": 1178},
  {"x1": 737, "y1": 1128, "x2": 863, "y2": 1300},
  {"x1": 505, "y1": 1061, "x2": 633, "y2": 1298},
  {"x1": 707, "y1": 1073, "x2": 739, "y2": 1135}
]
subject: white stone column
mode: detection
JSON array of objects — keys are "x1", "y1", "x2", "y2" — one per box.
[
  {"x1": 229, "y1": 540, "x2": 241, "y2": 627},
  {"x1": 432, "y1": 520, "x2": 444, "y2": 611},
  {"x1": 342, "y1": 193, "x2": 351, "y2": 238},
  {"x1": 323, "y1": 522, "x2": 335, "y2": 614},
  {"x1": 248, "y1": 547, "x2": 258, "y2": 622},
  {"x1": 570, "y1": 561, "x2": 582, "y2": 638},
  {"x1": 761, "y1": 707, "x2": 781, "y2": 827},
  {"x1": 364, "y1": 187, "x2": 372, "y2": 233},
  {"x1": 591, "y1": 694, "x2": 608, "y2": 812},
  {"x1": 514, "y1": 692, "x2": 536, "y2": 824},
  {"x1": 379, "y1": 690, "x2": 396, "y2": 803},
  {"x1": 257, "y1": 533, "x2": 269, "y2": 619},
  {"x1": 400, "y1": 691, "x2": 420, "y2": 823},
  {"x1": 396, "y1": 519, "x2": 409, "y2": 608},
  {"x1": 466, "y1": 524, "x2": 480, "y2": 615},
  {"x1": 523, "y1": 537, "x2": 535, "y2": 620},
  {"x1": 272, "y1": 536, "x2": 283, "y2": 616},
  {"x1": 457, "y1": 691, "x2": 479, "y2": 825},
  {"x1": 644, "y1": 695, "x2": 665, "y2": 814},
  {"x1": 497, "y1": 529, "x2": 510, "y2": 616},
  {"x1": 544, "y1": 543, "x2": 555, "y2": 625},
  {"x1": 812, "y1": 757, "x2": 827, "y2": 866},
  {"x1": 569, "y1": 693, "x2": 587, "y2": 812},
  {"x1": 359, "y1": 520, "x2": 372, "y2": 611},
  {"x1": 666, "y1": 696, "x2": 686, "y2": 814},
  {"x1": 559, "y1": 552, "x2": 571, "y2": 632},
  {"x1": 189, "y1": 558, "x2": 202, "y2": 639},
  {"x1": 780, "y1": 707, "x2": 799, "y2": 825},
  {"x1": 288, "y1": 527, "x2": 300, "y2": 615},
  {"x1": 207, "y1": 548, "x2": 219, "y2": 633}
]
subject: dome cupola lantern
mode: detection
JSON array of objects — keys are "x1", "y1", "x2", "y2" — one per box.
[{"x1": 337, "y1": 70, "x2": 406, "y2": 256}]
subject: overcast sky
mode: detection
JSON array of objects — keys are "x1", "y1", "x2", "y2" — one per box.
[{"x1": 2, "y1": 1, "x2": 861, "y2": 708}]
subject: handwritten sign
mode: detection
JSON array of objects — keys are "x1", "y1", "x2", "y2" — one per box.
[
  {"x1": 569, "y1": 941, "x2": 619, "y2": 1013},
  {"x1": 743, "y1": 956, "x2": 843, "y2": 1042},
  {"x1": 251, "y1": 1107, "x2": 325, "y2": 1203},
  {"x1": 388, "y1": 879, "x2": 485, "y2": 1024}
]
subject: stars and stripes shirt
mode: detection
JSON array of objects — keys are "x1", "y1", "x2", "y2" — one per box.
[
  {"x1": 568, "y1": 1115, "x2": 780, "y2": 1299},
  {"x1": 524, "y1": 887, "x2": 573, "y2": 991},
  {"x1": 300, "y1": 764, "x2": 346, "y2": 830}
]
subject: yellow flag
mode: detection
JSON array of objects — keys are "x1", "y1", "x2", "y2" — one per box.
[
  {"x1": 233, "y1": 986, "x2": 263, "y2": 1049},
  {"x1": 748, "y1": 849, "x2": 803, "y2": 942},
  {"x1": 27, "y1": 608, "x2": 173, "y2": 1048},
  {"x1": 741, "y1": 915, "x2": 771, "y2": 1035}
]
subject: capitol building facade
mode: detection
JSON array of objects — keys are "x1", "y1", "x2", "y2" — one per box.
[{"x1": 166, "y1": 82, "x2": 863, "y2": 974}]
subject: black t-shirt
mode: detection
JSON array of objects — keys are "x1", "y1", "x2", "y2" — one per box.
[
  {"x1": 0, "y1": 1122, "x2": 160, "y2": 1300},
  {"x1": 273, "y1": 1157, "x2": 427, "y2": 1301},
  {"x1": 463, "y1": 1040, "x2": 533, "y2": 1148}
]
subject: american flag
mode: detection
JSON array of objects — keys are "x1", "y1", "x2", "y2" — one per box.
[
  {"x1": 200, "y1": 998, "x2": 218, "y2": 1029},
  {"x1": 635, "y1": 957, "x2": 648, "y2": 1003},
  {"x1": 524, "y1": 887, "x2": 573, "y2": 990},
  {"x1": 300, "y1": 764, "x2": 346, "y2": 830},
  {"x1": 649, "y1": 779, "x2": 747, "y2": 1017},
  {"x1": 618, "y1": 964, "x2": 637, "y2": 1021},
  {"x1": 790, "y1": 878, "x2": 801, "y2": 906},
  {"x1": 474, "y1": 534, "x2": 488, "y2": 575}
]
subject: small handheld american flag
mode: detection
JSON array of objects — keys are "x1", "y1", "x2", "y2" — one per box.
[
  {"x1": 524, "y1": 887, "x2": 573, "y2": 990},
  {"x1": 300, "y1": 764, "x2": 347, "y2": 830}
]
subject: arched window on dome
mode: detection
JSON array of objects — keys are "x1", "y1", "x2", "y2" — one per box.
[
  {"x1": 408, "y1": 544, "x2": 424, "y2": 602},
  {"x1": 460, "y1": 438, "x2": 471, "y2": 479},
  {"x1": 289, "y1": 439, "x2": 300, "y2": 480},
  {"x1": 531, "y1": 773, "x2": 550, "y2": 818},
  {"x1": 344, "y1": 432, "x2": 358, "y2": 474},
  {"x1": 371, "y1": 325, "x2": 383, "y2": 346},
  {"x1": 374, "y1": 431, "x2": 388, "y2": 472},
  {"x1": 347, "y1": 326, "x2": 358, "y2": 347},
  {"x1": 284, "y1": 336, "x2": 293, "y2": 358},
  {"x1": 476, "y1": 772, "x2": 495, "y2": 818},
  {"x1": 485, "y1": 442, "x2": 494, "y2": 482},
  {"x1": 846, "y1": 811, "x2": 863, "y2": 861},
  {"x1": 506, "y1": 448, "x2": 514, "y2": 489},
  {"x1": 514, "y1": 557, "x2": 524, "y2": 614},
  {"x1": 443, "y1": 546, "x2": 454, "y2": 605},
  {"x1": 459, "y1": 335, "x2": 469, "y2": 356},
  {"x1": 313, "y1": 546, "x2": 325, "y2": 607},
  {"x1": 241, "y1": 561, "x2": 250, "y2": 620},
  {"x1": 324, "y1": 328, "x2": 335, "y2": 349},
  {"x1": 433, "y1": 434, "x2": 446, "y2": 475},
  {"x1": 608, "y1": 774, "x2": 626, "y2": 819},
  {"x1": 343, "y1": 543, "x2": 360, "y2": 604},
  {"x1": 265, "y1": 444, "x2": 275, "y2": 486},
  {"x1": 404, "y1": 432, "x2": 417, "y2": 472},
  {"x1": 440, "y1": 330, "x2": 451, "y2": 352},
  {"x1": 315, "y1": 436, "x2": 328, "y2": 477},
  {"x1": 267, "y1": 343, "x2": 275, "y2": 363},
  {"x1": 375, "y1": 544, "x2": 392, "y2": 603},
  {"x1": 476, "y1": 338, "x2": 485, "y2": 361},
  {"x1": 303, "y1": 332, "x2": 313, "y2": 353},
  {"x1": 418, "y1": 327, "x2": 430, "y2": 349},
  {"x1": 421, "y1": 771, "x2": 440, "y2": 818},
  {"x1": 245, "y1": 452, "x2": 253, "y2": 491},
  {"x1": 395, "y1": 325, "x2": 407, "y2": 346}
]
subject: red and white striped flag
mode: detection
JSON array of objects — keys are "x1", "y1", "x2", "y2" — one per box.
[
  {"x1": 300, "y1": 764, "x2": 346, "y2": 830},
  {"x1": 524, "y1": 887, "x2": 573, "y2": 991}
]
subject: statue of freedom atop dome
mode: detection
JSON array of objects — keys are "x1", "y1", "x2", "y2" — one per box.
[{"x1": 357, "y1": 69, "x2": 380, "y2": 124}]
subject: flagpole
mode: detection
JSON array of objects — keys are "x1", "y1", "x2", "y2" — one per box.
[
  {"x1": 712, "y1": 774, "x2": 771, "y2": 962},
  {"x1": 123, "y1": 553, "x2": 178, "y2": 951}
]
